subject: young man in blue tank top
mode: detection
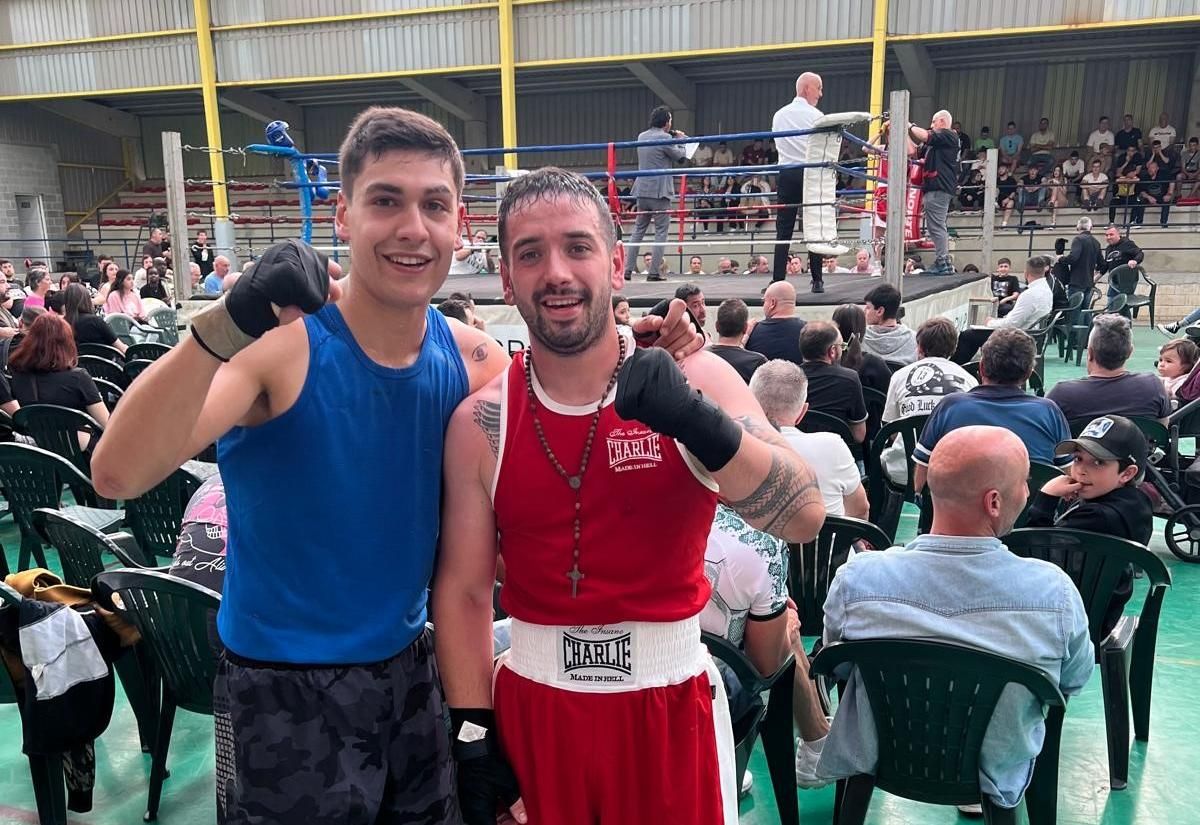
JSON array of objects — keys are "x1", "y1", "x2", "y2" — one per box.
[{"x1": 94, "y1": 107, "x2": 703, "y2": 825}]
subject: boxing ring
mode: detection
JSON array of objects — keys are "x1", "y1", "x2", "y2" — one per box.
[{"x1": 182, "y1": 93, "x2": 989, "y2": 342}]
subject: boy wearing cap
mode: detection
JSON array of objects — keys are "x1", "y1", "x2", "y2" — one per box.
[{"x1": 1025, "y1": 414, "x2": 1154, "y2": 635}]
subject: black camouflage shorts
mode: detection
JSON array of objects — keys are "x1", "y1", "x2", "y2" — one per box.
[{"x1": 213, "y1": 630, "x2": 462, "y2": 824}]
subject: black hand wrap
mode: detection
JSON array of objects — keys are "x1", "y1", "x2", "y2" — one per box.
[
  {"x1": 449, "y1": 708, "x2": 521, "y2": 825},
  {"x1": 615, "y1": 347, "x2": 743, "y2": 472},
  {"x1": 226, "y1": 239, "x2": 330, "y2": 338},
  {"x1": 190, "y1": 239, "x2": 330, "y2": 362}
]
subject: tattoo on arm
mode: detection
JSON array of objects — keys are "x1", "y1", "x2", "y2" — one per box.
[
  {"x1": 723, "y1": 450, "x2": 822, "y2": 534},
  {"x1": 471, "y1": 343, "x2": 489, "y2": 363},
  {"x1": 733, "y1": 414, "x2": 792, "y2": 449},
  {"x1": 473, "y1": 399, "x2": 501, "y2": 457}
]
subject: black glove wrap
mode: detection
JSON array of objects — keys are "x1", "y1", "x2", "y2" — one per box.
[
  {"x1": 614, "y1": 347, "x2": 743, "y2": 472},
  {"x1": 225, "y1": 239, "x2": 330, "y2": 338},
  {"x1": 448, "y1": 708, "x2": 521, "y2": 824}
]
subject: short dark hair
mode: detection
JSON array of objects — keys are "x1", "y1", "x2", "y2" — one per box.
[
  {"x1": 863, "y1": 283, "x2": 901, "y2": 320},
  {"x1": 980, "y1": 327, "x2": 1035, "y2": 385},
  {"x1": 45, "y1": 291, "x2": 66, "y2": 314},
  {"x1": 916, "y1": 317, "x2": 959, "y2": 359},
  {"x1": 799, "y1": 320, "x2": 840, "y2": 361},
  {"x1": 980, "y1": 126, "x2": 991, "y2": 133},
  {"x1": 497, "y1": 167, "x2": 615, "y2": 259},
  {"x1": 1025, "y1": 256, "x2": 1048, "y2": 277},
  {"x1": 1161, "y1": 339, "x2": 1199, "y2": 373},
  {"x1": 1007, "y1": 121, "x2": 1016, "y2": 127},
  {"x1": 674, "y1": 283, "x2": 702, "y2": 302},
  {"x1": 437, "y1": 298, "x2": 471, "y2": 324},
  {"x1": 447, "y1": 290, "x2": 475, "y2": 305},
  {"x1": 997, "y1": 257, "x2": 1011, "y2": 266},
  {"x1": 612, "y1": 295, "x2": 628, "y2": 310},
  {"x1": 715, "y1": 298, "x2": 750, "y2": 338},
  {"x1": 338, "y1": 106, "x2": 464, "y2": 200},
  {"x1": 649, "y1": 106, "x2": 672, "y2": 129},
  {"x1": 0, "y1": 259, "x2": 9, "y2": 267}
]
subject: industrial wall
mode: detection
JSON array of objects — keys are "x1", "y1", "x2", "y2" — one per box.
[{"x1": 2, "y1": 0, "x2": 1197, "y2": 93}]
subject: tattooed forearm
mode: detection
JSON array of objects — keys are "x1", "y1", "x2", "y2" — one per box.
[
  {"x1": 733, "y1": 414, "x2": 793, "y2": 449},
  {"x1": 722, "y1": 450, "x2": 822, "y2": 535},
  {"x1": 473, "y1": 400, "x2": 501, "y2": 457}
]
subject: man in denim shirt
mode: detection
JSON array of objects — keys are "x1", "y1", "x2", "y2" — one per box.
[{"x1": 818, "y1": 426, "x2": 1094, "y2": 810}]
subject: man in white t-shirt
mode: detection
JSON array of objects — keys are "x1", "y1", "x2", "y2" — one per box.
[
  {"x1": 1148, "y1": 112, "x2": 1177, "y2": 150},
  {"x1": 1080, "y1": 158, "x2": 1110, "y2": 210},
  {"x1": 1086, "y1": 116, "x2": 1115, "y2": 156},
  {"x1": 691, "y1": 141, "x2": 714, "y2": 168},
  {"x1": 750, "y1": 359, "x2": 868, "y2": 519},
  {"x1": 699, "y1": 504, "x2": 834, "y2": 789},
  {"x1": 887, "y1": 316, "x2": 978, "y2": 421}
]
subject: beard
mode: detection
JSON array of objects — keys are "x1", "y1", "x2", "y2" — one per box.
[{"x1": 517, "y1": 283, "x2": 611, "y2": 355}]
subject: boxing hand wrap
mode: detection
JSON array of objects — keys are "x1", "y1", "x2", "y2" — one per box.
[
  {"x1": 615, "y1": 347, "x2": 743, "y2": 473},
  {"x1": 449, "y1": 708, "x2": 521, "y2": 825},
  {"x1": 190, "y1": 239, "x2": 330, "y2": 362}
]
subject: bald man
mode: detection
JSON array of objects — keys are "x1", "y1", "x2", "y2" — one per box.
[
  {"x1": 746, "y1": 281, "x2": 806, "y2": 365},
  {"x1": 772, "y1": 72, "x2": 828, "y2": 292},
  {"x1": 818, "y1": 426, "x2": 1094, "y2": 813},
  {"x1": 905, "y1": 109, "x2": 960, "y2": 276}
]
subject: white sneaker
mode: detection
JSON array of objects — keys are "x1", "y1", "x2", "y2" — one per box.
[
  {"x1": 740, "y1": 770, "x2": 753, "y2": 798},
  {"x1": 794, "y1": 736, "x2": 831, "y2": 789},
  {"x1": 956, "y1": 803, "x2": 983, "y2": 817}
]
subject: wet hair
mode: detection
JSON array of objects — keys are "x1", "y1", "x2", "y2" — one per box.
[
  {"x1": 338, "y1": 106, "x2": 464, "y2": 200},
  {"x1": 497, "y1": 167, "x2": 615, "y2": 258}
]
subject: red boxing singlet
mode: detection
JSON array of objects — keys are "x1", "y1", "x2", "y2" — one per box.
[{"x1": 492, "y1": 349, "x2": 719, "y2": 625}]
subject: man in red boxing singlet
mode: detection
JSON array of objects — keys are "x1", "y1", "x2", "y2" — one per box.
[{"x1": 434, "y1": 168, "x2": 827, "y2": 825}]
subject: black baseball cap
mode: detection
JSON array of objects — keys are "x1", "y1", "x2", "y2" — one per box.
[{"x1": 1055, "y1": 415, "x2": 1149, "y2": 481}]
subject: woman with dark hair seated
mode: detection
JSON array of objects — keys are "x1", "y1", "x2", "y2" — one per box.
[
  {"x1": 103, "y1": 269, "x2": 147, "y2": 322},
  {"x1": 8, "y1": 312, "x2": 110, "y2": 429},
  {"x1": 64, "y1": 283, "x2": 127, "y2": 355}
]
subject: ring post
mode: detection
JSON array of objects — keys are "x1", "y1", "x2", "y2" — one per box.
[
  {"x1": 981, "y1": 148, "x2": 998, "y2": 274},
  {"x1": 162, "y1": 132, "x2": 189, "y2": 302},
  {"x1": 884, "y1": 90, "x2": 910, "y2": 292}
]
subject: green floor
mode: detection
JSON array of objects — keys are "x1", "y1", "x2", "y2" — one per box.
[{"x1": 1, "y1": 325, "x2": 1193, "y2": 824}]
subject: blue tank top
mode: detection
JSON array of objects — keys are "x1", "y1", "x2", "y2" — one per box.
[{"x1": 216, "y1": 305, "x2": 468, "y2": 664}]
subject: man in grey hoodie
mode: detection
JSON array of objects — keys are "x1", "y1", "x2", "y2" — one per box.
[{"x1": 862, "y1": 283, "x2": 918, "y2": 365}]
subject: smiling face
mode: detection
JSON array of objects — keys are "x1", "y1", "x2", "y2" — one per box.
[
  {"x1": 500, "y1": 193, "x2": 623, "y2": 355},
  {"x1": 335, "y1": 149, "x2": 462, "y2": 309}
]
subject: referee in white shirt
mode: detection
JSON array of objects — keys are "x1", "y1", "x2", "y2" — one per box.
[{"x1": 772, "y1": 72, "x2": 827, "y2": 293}]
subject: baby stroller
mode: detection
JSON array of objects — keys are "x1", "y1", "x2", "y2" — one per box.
[{"x1": 1144, "y1": 366, "x2": 1200, "y2": 562}]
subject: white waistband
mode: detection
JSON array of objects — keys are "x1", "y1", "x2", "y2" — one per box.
[{"x1": 502, "y1": 616, "x2": 708, "y2": 693}]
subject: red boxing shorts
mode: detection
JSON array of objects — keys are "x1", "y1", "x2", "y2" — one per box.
[{"x1": 493, "y1": 616, "x2": 737, "y2": 824}]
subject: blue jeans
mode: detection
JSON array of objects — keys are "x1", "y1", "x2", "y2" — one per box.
[{"x1": 1179, "y1": 307, "x2": 1200, "y2": 328}]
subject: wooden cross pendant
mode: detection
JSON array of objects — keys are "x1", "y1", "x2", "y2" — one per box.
[{"x1": 566, "y1": 563, "x2": 585, "y2": 598}]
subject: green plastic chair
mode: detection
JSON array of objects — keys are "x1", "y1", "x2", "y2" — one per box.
[
  {"x1": 12, "y1": 404, "x2": 104, "y2": 480},
  {"x1": 0, "y1": 443, "x2": 124, "y2": 572},
  {"x1": 77, "y1": 343, "x2": 125, "y2": 364},
  {"x1": 1109, "y1": 265, "x2": 1156, "y2": 327},
  {"x1": 78, "y1": 354, "x2": 131, "y2": 389},
  {"x1": 1005, "y1": 527, "x2": 1170, "y2": 790},
  {"x1": 1064, "y1": 293, "x2": 1127, "y2": 366},
  {"x1": 125, "y1": 342, "x2": 171, "y2": 362},
  {"x1": 33, "y1": 508, "x2": 160, "y2": 753},
  {"x1": 93, "y1": 569, "x2": 221, "y2": 822},
  {"x1": 0, "y1": 581, "x2": 69, "y2": 825},
  {"x1": 810, "y1": 639, "x2": 1066, "y2": 825},
  {"x1": 124, "y1": 466, "x2": 203, "y2": 561},
  {"x1": 788, "y1": 515, "x2": 892, "y2": 645},
  {"x1": 797, "y1": 409, "x2": 858, "y2": 453},
  {"x1": 865, "y1": 415, "x2": 929, "y2": 542},
  {"x1": 919, "y1": 461, "x2": 1063, "y2": 534},
  {"x1": 701, "y1": 632, "x2": 797, "y2": 825},
  {"x1": 124, "y1": 359, "x2": 155, "y2": 381}
]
